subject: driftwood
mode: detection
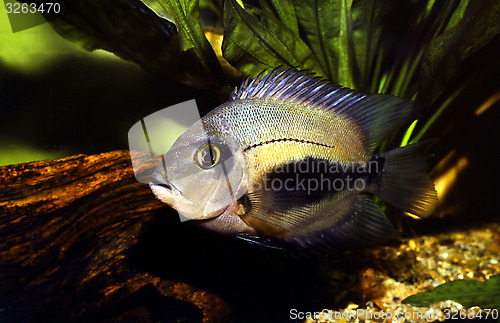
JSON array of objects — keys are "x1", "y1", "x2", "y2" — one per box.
[
  {"x1": 0, "y1": 150, "x2": 400, "y2": 323},
  {"x1": 0, "y1": 151, "x2": 370, "y2": 323},
  {"x1": 0, "y1": 151, "x2": 230, "y2": 322},
  {"x1": 1, "y1": 125, "x2": 498, "y2": 322}
]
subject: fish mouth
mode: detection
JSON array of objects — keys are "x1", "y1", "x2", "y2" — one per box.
[
  {"x1": 149, "y1": 171, "x2": 183, "y2": 205},
  {"x1": 149, "y1": 180, "x2": 185, "y2": 219},
  {"x1": 148, "y1": 182, "x2": 230, "y2": 222},
  {"x1": 149, "y1": 171, "x2": 223, "y2": 220},
  {"x1": 151, "y1": 171, "x2": 175, "y2": 191},
  {"x1": 149, "y1": 171, "x2": 243, "y2": 221}
]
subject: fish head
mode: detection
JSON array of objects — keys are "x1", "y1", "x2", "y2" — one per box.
[{"x1": 149, "y1": 119, "x2": 248, "y2": 221}]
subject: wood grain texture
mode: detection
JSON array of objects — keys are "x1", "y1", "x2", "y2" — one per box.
[{"x1": 0, "y1": 151, "x2": 230, "y2": 322}]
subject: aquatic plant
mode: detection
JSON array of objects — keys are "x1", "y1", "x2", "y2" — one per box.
[
  {"x1": 35, "y1": 0, "x2": 500, "y2": 149},
  {"x1": 403, "y1": 274, "x2": 500, "y2": 311}
]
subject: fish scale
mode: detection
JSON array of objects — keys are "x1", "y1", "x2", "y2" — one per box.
[
  {"x1": 149, "y1": 68, "x2": 437, "y2": 251},
  {"x1": 204, "y1": 99, "x2": 368, "y2": 162}
]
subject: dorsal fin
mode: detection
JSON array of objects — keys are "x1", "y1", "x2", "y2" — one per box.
[{"x1": 231, "y1": 68, "x2": 423, "y2": 151}]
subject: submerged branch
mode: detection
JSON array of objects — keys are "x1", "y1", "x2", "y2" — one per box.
[{"x1": 0, "y1": 151, "x2": 229, "y2": 322}]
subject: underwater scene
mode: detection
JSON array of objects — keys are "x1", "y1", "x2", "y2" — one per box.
[{"x1": 1, "y1": 0, "x2": 499, "y2": 322}]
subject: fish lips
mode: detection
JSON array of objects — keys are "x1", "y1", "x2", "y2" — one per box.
[
  {"x1": 149, "y1": 170, "x2": 183, "y2": 208},
  {"x1": 151, "y1": 170, "x2": 173, "y2": 189},
  {"x1": 149, "y1": 175, "x2": 180, "y2": 205},
  {"x1": 149, "y1": 171, "x2": 230, "y2": 221}
]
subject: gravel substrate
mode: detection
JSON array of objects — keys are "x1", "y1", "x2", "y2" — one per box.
[{"x1": 306, "y1": 223, "x2": 500, "y2": 323}]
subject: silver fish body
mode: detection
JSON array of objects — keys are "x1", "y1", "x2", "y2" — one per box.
[{"x1": 150, "y1": 68, "x2": 437, "y2": 250}]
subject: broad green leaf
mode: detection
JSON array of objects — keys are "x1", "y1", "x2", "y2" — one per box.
[
  {"x1": 222, "y1": 0, "x2": 319, "y2": 77},
  {"x1": 349, "y1": 0, "x2": 401, "y2": 93},
  {"x1": 406, "y1": 1, "x2": 500, "y2": 141},
  {"x1": 336, "y1": 0, "x2": 355, "y2": 89},
  {"x1": 402, "y1": 275, "x2": 500, "y2": 310},
  {"x1": 33, "y1": 1, "x2": 182, "y2": 76},
  {"x1": 141, "y1": 0, "x2": 175, "y2": 23},
  {"x1": 269, "y1": 0, "x2": 299, "y2": 38},
  {"x1": 20, "y1": 0, "x2": 223, "y2": 89},
  {"x1": 420, "y1": 0, "x2": 500, "y2": 102},
  {"x1": 156, "y1": 0, "x2": 223, "y2": 81},
  {"x1": 350, "y1": 0, "x2": 440, "y2": 97},
  {"x1": 348, "y1": 0, "x2": 380, "y2": 92},
  {"x1": 221, "y1": 0, "x2": 500, "y2": 144},
  {"x1": 293, "y1": 0, "x2": 344, "y2": 84},
  {"x1": 156, "y1": 0, "x2": 205, "y2": 52},
  {"x1": 199, "y1": 0, "x2": 222, "y2": 18}
]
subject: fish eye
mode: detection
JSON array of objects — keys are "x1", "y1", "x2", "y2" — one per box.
[{"x1": 195, "y1": 143, "x2": 221, "y2": 169}]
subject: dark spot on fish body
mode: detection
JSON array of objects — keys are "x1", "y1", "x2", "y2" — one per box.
[{"x1": 259, "y1": 157, "x2": 379, "y2": 211}]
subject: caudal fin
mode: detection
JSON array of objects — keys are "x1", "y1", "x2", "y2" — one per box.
[{"x1": 376, "y1": 142, "x2": 437, "y2": 218}]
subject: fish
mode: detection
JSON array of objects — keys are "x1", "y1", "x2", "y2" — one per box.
[{"x1": 149, "y1": 68, "x2": 437, "y2": 251}]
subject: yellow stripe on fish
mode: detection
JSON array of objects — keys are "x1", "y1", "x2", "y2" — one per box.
[{"x1": 150, "y1": 68, "x2": 438, "y2": 251}]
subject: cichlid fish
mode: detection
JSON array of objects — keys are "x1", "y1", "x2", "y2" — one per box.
[{"x1": 149, "y1": 68, "x2": 437, "y2": 250}]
